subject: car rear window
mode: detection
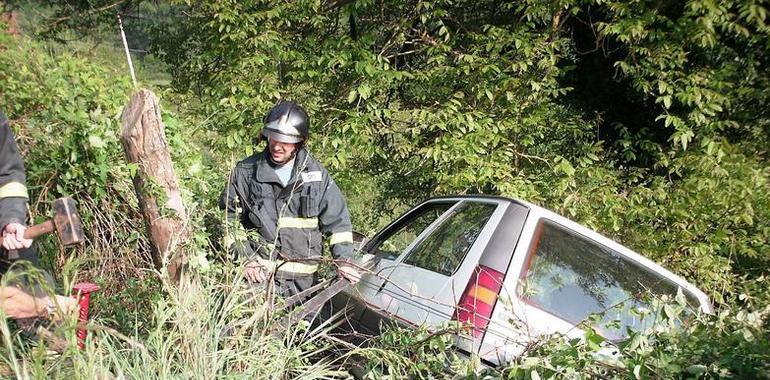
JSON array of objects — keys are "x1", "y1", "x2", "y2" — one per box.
[{"x1": 519, "y1": 219, "x2": 699, "y2": 340}]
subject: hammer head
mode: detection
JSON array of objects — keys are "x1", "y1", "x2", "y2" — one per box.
[{"x1": 52, "y1": 197, "x2": 85, "y2": 246}]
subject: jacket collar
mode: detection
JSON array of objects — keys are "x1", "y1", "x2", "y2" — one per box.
[{"x1": 254, "y1": 147, "x2": 310, "y2": 187}]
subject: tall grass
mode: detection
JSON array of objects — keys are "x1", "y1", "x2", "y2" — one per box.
[{"x1": 1, "y1": 263, "x2": 349, "y2": 379}]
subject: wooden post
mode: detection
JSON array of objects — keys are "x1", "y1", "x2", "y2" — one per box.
[
  {"x1": 120, "y1": 89, "x2": 189, "y2": 282},
  {"x1": 0, "y1": 12, "x2": 21, "y2": 36}
]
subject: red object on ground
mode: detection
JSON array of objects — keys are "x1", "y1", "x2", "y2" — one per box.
[{"x1": 72, "y1": 282, "x2": 100, "y2": 349}]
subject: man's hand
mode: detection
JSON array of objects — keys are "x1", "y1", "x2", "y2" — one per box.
[
  {"x1": 2, "y1": 222, "x2": 33, "y2": 250},
  {"x1": 244, "y1": 261, "x2": 267, "y2": 284},
  {"x1": 336, "y1": 261, "x2": 363, "y2": 285}
]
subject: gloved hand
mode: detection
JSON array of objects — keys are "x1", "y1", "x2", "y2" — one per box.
[
  {"x1": 244, "y1": 261, "x2": 267, "y2": 284},
  {"x1": 2, "y1": 222, "x2": 33, "y2": 250},
  {"x1": 335, "y1": 260, "x2": 364, "y2": 285}
]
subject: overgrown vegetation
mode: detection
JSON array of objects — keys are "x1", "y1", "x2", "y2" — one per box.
[{"x1": 0, "y1": 0, "x2": 768, "y2": 378}]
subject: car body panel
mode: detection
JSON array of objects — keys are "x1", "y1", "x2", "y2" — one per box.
[{"x1": 332, "y1": 195, "x2": 713, "y2": 366}]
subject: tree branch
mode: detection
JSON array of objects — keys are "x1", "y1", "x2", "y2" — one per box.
[{"x1": 48, "y1": 0, "x2": 130, "y2": 29}]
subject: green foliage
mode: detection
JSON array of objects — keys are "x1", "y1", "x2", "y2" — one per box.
[
  {"x1": 143, "y1": 2, "x2": 770, "y2": 298},
  {"x1": 91, "y1": 276, "x2": 161, "y2": 336},
  {"x1": 27, "y1": 0, "x2": 770, "y2": 299},
  {"x1": 0, "y1": 33, "x2": 132, "y2": 199},
  {"x1": 593, "y1": 0, "x2": 770, "y2": 151},
  {"x1": 493, "y1": 294, "x2": 770, "y2": 380},
  {"x1": 0, "y1": 23, "x2": 162, "y2": 333},
  {"x1": 0, "y1": 265, "x2": 345, "y2": 379},
  {"x1": 145, "y1": 0, "x2": 600, "y2": 204},
  {"x1": 3, "y1": 0, "x2": 770, "y2": 378},
  {"x1": 353, "y1": 323, "x2": 479, "y2": 379}
]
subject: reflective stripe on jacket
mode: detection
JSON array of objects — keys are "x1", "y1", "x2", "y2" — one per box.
[
  {"x1": 219, "y1": 148, "x2": 354, "y2": 274},
  {"x1": 0, "y1": 112, "x2": 28, "y2": 231}
]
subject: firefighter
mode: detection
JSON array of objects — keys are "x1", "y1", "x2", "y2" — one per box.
[
  {"x1": 219, "y1": 101, "x2": 361, "y2": 298},
  {"x1": 0, "y1": 111, "x2": 76, "y2": 319},
  {"x1": 0, "y1": 110, "x2": 32, "y2": 253}
]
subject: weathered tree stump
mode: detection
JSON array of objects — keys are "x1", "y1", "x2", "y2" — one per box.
[
  {"x1": 0, "y1": 12, "x2": 21, "y2": 36},
  {"x1": 120, "y1": 89, "x2": 189, "y2": 282}
]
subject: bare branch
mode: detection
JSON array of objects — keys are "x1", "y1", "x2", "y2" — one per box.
[{"x1": 48, "y1": 0, "x2": 130, "y2": 29}]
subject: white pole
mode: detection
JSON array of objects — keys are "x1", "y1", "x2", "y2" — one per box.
[{"x1": 118, "y1": 14, "x2": 137, "y2": 88}]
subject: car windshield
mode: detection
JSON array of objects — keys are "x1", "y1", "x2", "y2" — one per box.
[{"x1": 519, "y1": 220, "x2": 700, "y2": 341}]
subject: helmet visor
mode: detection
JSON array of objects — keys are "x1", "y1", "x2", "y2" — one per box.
[
  {"x1": 261, "y1": 128, "x2": 304, "y2": 144},
  {"x1": 261, "y1": 117, "x2": 305, "y2": 144}
]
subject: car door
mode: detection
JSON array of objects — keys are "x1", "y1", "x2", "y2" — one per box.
[
  {"x1": 335, "y1": 200, "x2": 458, "y2": 334},
  {"x1": 360, "y1": 199, "x2": 504, "y2": 333}
]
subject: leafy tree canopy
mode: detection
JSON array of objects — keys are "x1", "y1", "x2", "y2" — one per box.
[{"x1": 14, "y1": 0, "x2": 770, "y2": 303}]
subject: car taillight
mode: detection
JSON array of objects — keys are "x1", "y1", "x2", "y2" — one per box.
[{"x1": 454, "y1": 265, "x2": 504, "y2": 338}]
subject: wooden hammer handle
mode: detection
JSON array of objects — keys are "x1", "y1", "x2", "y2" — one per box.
[{"x1": 23, "y1": 220, "x2": 55, "y2": 239}]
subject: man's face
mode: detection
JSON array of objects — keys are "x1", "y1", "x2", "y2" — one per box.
[{"x1": 268, "y1": 138, "x2": 299, "y2": 165}]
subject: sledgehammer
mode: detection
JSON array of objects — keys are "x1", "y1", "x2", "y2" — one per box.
[
  {"x1": 23, "y1": 197, "x2": 85, "y2": 245},
  {"x1": 5, "y1": 197, "x2": 84, "y2": 260}
]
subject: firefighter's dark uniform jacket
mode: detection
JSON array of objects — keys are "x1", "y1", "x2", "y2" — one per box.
[
  {"x1": 0, "y1": 112, "x2": 43, "y2": 274},
  {"x1": 0, "y1": 113, "x2": 28, "y2": 233},
  {"x1": 219, "y1": 147, "x2": 354, "y2": 293}
]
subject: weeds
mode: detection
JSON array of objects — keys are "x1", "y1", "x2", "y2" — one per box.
[{"x1": 1, "y1": 262, "x2": 352, "y2": 379}]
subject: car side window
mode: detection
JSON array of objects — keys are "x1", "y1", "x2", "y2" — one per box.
[
  {"x1": 403, "y1": 202, "x2": 497, "y2": 276},
  {"x1": 372, "y1": 202, "x2": 455, "y2": 260},
  {"x1": 519, "y1": 219, "x2": 699, "y2": 340}
]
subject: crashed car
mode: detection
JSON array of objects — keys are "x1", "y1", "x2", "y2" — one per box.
[{"x1": 330, "y1": 195, "x2": 713, "y2": 365}]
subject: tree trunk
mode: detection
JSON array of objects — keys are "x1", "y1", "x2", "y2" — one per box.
[{"x1": 120, "y1": 89, "x2": 189, "y2": 282}]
